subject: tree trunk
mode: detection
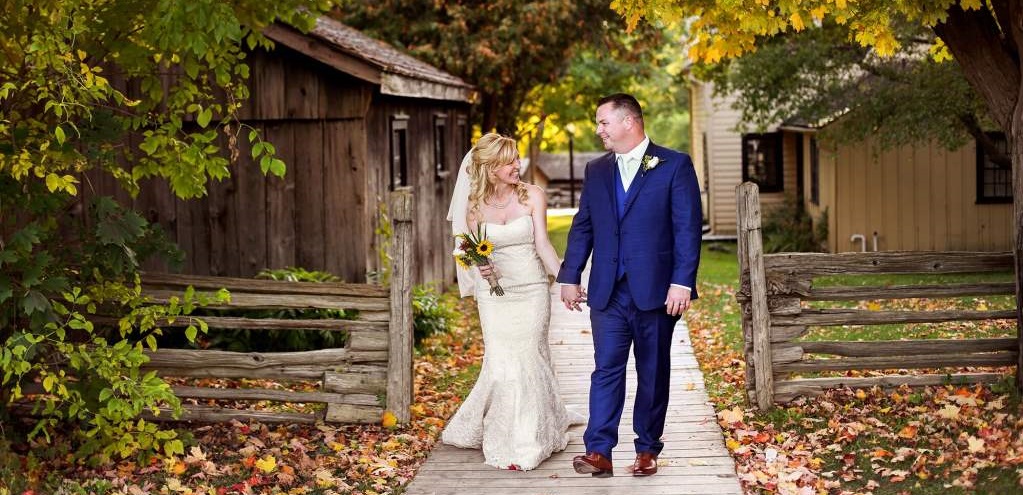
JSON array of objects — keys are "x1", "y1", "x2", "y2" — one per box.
[
  {"x1": 481, "y1": 93, "x2": 498, "y2": 133},
  {"x1": 935, "y1": 0, "x2": 1023, "y2": 391}
]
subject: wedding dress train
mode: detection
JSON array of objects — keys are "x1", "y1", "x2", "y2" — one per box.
[{"x1": 441, "y1": 215, "x2": 575, "y2": 470}]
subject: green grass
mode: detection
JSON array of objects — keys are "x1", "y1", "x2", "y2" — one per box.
[{"x1": 547, "y1": 213, "x2": 574, "y2": 257}]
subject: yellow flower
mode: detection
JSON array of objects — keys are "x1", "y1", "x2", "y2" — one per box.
[
  {"x1": 476, "y1": 239, "x2": 494, "y2": 256},
  {"x1": 454, "y1": 255, "x2": 470, "y2": 269}
]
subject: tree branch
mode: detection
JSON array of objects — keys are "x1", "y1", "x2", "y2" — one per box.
[{"x1": 960, "y1": 112, "x2": 1011, "y2": 167}]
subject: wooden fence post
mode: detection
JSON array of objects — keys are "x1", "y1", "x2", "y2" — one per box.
[
  {"x1": 387, "y1": 187, "x2": 414, "y2": 423},
  {"x1": 736, "y1": 185, "x2": 757, "y2": 404},
  {"x1": 738, "y1": 182, "x2": 774, "y2": 409}
]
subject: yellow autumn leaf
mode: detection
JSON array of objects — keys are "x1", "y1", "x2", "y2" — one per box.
[
  {"x1": 855, "y1": 389, "x2": 867, "y2": 400},
  {"x1": 718, "y1": 406, "x2": 744, "y2": 424},
  {"x1": 790, "y1": 12, "x2": 805, "y2": 31},
  {"x1": 410, "y1": 403, "x2": 428, "y2": 417},
  {"x1": 937, "y1": 404, "x2": 960, "y2": 420},
  {"x1": 866, "y1": 302, "x2": 882, "y2": 311},
  {"x1": 254, "y1": 455, "x2": 277, "y2": 473},
  {"x1": 966, "y1": 435, "x2": 985, "y2": 453},
  {"x1": 960, "y1": 0, "x2": 983, "y2": 10},
  {"x1": 725, "y1": 438, "x2": 742, "y2": 451},
  {"x1": 381, "y1": 410, "x2": 398, "y2": 429}
]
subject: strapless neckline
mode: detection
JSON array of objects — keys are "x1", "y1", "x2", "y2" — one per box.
[{"x1": 485, "y1": 215, "x2": 530, "y2": 227}]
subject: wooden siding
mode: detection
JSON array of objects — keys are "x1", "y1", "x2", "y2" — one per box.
[
  {"x1": 820, "y1": 138, "x2": 1012, "y2": 252},
  {"x1": 691, "y1": 83, "x2": 799, "y2": 236},
  {"x1": 366, "y1": 95, "x2": 469, "y2": 287}
]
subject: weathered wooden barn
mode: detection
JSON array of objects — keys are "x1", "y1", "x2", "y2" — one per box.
[{"x1": 83, "y1": 17, "x2": 475, "y2": 285}]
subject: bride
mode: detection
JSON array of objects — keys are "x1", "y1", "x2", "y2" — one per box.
[{"x1": 441, "y1": 132, "x2": 576, "y2": 471}]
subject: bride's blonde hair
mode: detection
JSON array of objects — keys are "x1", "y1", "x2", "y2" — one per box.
[{"x1": 468, "y1": 133, "x2": 529, "y2": 221}]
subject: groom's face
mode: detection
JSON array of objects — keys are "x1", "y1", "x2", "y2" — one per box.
[{"x1": 595, "y1": 103, "x2": 633, "y2": 153}]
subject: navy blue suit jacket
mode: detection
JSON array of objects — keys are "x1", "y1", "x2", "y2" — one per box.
[{"x1": 556, "y1": 143, "x2": 702, "y2": 311}]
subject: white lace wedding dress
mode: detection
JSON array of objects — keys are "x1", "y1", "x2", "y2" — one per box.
[{"x1": 441, "y1": 215, "x2": 573, "y2": 470}]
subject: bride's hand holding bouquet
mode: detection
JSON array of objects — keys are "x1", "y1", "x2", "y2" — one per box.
[{"x1": 453, "y1": 224, "x2": 505, "y2": 296}]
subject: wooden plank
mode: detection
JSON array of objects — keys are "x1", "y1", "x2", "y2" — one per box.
[
  {"x1": 235, "y1": 123, "x2": 268, "y2": 276},
  {"x1": 771, "y1": 344, "x2": 803, "y2": 364},
  {"x1": 774, "y1": 351, "x2": 1017, "y2": 373},
  {"x1": 738, "y1": 183, "x2": 774, "y2": 409},
  {"x1": 771, "y1": 308, "x2": 1016, "y2": 326},
  {"x1": 348, "y1": 330, "x2": 389, "y2": 351},
  {"x1": 142, "y1": 289, "x2": 389, "y2": 311},
  {"x1": 284, "y1": 52, "x2": 321, "y2": 119},
  {"x1": 143, "y1": 405, "x2": 319, "y2": 424},
  {"x1": 773, "y1": 372, "x2": 1008, "y2": 403},
  {"x1": 208, "y1": 149, "x2": 239, "y2": 276},
  {"x1": 770, "y1": 325, "x2": 808, "y2": 343},
  {"x1": 764, "y1": 251, "x2": 1013, "y2": 276},
  {"x1": 323, "y1": 119, "x2": 368, "y2": 281},
  {"x1": 141, "y1": 271, "x2": 389, "y2": 297},
  {"x1": 293, "y1": 121, "x2": 326, "y2": 270},
  {"x1": 803, "y1": 282, "x2": 1016, "y2": 300},
  {"x1": 387, "y1": 188, "x2": 414, "y2": 423},
  {"x1": 170, "y1": 386, "x2": 378, "y2": 405},
  {"x1": 144, "y1": 348, "x2": 388, "y2": 379},
  {"x1": 122, "y1": 315, "x2": 387, "y2": 332},
  {"x1": 323, "y1": 370, "x2": 387, "y2": 395},
  {"x1": 324, "y1": 403, "x2": 383, "y2": 423},
  {"x1": 798, "y1": 338, "x2": 1017, "y2": 357},
  {"x1": 265, "y1": 121, "x2": 296, "y2": 269}
]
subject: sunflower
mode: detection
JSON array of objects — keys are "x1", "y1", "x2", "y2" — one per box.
[
  {"x1": 454, "y1": 255, "x2": 470, "y2": 269},
  {"x1": 475, "y1": 239, "x2": 494, "y2": 257}
]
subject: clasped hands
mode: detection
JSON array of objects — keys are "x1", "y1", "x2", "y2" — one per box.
[{"x1": 560, "y1": 284, "x2": 691, "y2": 316}]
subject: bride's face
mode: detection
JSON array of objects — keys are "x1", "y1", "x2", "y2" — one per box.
[{"x1": 490, "y1": 157, "x2": 521, "y2": 186}]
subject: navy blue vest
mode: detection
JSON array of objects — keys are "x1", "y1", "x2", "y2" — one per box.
[{"x1": 614, "y1": 159, "x2": 628, "y2": 280}]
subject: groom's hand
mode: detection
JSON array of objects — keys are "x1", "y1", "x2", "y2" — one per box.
[
  {"x1": 665, "y1": 286, "x2": 691, "y2": 316},
  {"x1": 560, "y1": 284, "x2": 584, "y2": 311}
]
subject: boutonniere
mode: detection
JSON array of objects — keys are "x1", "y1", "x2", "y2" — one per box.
[{"x1": 641, "y1": 155, "x2": 660, "y2": 175}]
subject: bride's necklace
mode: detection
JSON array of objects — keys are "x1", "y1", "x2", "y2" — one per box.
[{"x1": 487, "y1": 194, "x2": 512, "y2": 209}]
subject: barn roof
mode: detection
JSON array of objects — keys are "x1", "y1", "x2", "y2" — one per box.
[{"x1": 265, "y1": 17, "x2": 476, "y2": 103}]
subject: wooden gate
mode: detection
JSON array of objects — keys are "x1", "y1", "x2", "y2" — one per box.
[{"x1": 736, "y1": 182, "x2": 1019, "y2": 409}]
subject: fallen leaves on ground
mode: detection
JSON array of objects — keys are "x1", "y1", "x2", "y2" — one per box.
[
  {"x1": 3, "y1": 297, "x2": 485, "y2": 494},
  {"x1": 689, "y1": 281, "x2": 1023, "y2": 494}
]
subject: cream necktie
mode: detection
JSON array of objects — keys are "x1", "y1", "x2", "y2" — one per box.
[{"x1": 619, "y1": 155, "x2": 638, "y2": 192}]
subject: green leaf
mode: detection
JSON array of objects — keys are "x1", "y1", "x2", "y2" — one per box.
[
  {"x1": 22, "y1": 290, "x2": 52, "y2": 315},
  {"x1": 185, "y1": 325, "x2": 198, "y2": 342},
  {"x1": 54, "y1": 126, "x2": 66, "y2": 145},
  {"x1": 268, "y1": 158, "x2": 286, "y2": 177},
  {"x1": 251, "y1": 141, "x2": 265, "y2": 159},
  {"x1": 197, "y1": 107, "x2": 212, "y2": 128}
]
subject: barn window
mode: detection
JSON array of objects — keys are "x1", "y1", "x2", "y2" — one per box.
[
  {"x1": 976, "y1": 132, "x2": 1012, "y2": 204},
  {"x1": 390, "y1": 115, "x2": 409, "y2": 190},
  {"x1": 742, "y1": 132, "x2": 784, "y2": 193},
  {"x1": 810, "y1": 137, "x2": 820, "y2": 205},
  {"x1": 434, "y1": 114, "x2": 448, "y2": 179}
]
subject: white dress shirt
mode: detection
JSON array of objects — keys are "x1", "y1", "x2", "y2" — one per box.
[{"x1": 615, "y1": 136, "x2": 650, "y2": 192}]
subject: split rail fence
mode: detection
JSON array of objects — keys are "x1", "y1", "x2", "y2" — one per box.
[
  {"x1": 138, "y1": 188, "x2": 415, "y2": 424},
  {"x1": 735, "y1": 182, "x2": 1019, "y2": 409}
]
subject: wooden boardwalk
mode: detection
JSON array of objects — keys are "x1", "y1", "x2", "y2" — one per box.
[{"x1": 405, "y1": 285, "x2": 743, "y2": 495}]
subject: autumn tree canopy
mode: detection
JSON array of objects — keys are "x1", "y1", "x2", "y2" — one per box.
[{"x1": 337, "y1": 0, "x2": 662, "y2": 135}]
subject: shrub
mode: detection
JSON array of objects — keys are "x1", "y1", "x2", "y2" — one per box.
[
  {"x1": 1, "y1": 191, "x2": 222, "y2": 463},
  {"x1": 178, "y1": 267, "x2": 353, "y2": 353},
  {"x1": 412, "y1": 285, "x2": 456, "y2": 345},
  {"x1": 762, "y1": 195, "x2": 828, "y2": 253}
]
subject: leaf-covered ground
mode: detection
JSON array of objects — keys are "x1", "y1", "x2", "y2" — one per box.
[
  {"x1": 0, "y1": 297, "x2": 484, "y2": 495},
  {"x1": 688, "y1": 244, "x2": 1023, "y2": 495}
]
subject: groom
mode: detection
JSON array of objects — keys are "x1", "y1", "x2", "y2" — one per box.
[{"x1": 558, "y1": 93, "x2": 702, "y2": 478}]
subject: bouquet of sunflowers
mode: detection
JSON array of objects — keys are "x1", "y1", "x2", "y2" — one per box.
[{"x1": 453, "y1": 224, "x2": 505, "y2": 296}]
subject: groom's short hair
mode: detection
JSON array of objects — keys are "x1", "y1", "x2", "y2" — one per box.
[{"x1": 598, "y1": 93, "x2": 643, "y2": 122}]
